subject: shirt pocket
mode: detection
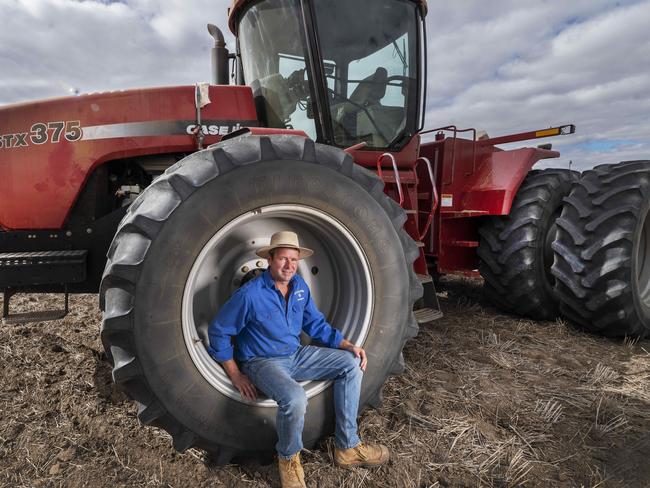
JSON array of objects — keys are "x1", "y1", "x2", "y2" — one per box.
[
  {"x1": 253, "y1": 305, "x2": 285, "y2": 335},
  {"x1": 255, "y1": 306, "x2": 281, "y2": 321}
]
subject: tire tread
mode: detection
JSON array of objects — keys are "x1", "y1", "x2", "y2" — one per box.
[
  {"x1": 552, "y1": 160, "x2": 650, "y2": 337},
  {"x1": 478, "y1": 169, "x2": 577, "y2": 320},
  {"x1": 100, "y1": 135, "x2": 420, "y2": 456}
]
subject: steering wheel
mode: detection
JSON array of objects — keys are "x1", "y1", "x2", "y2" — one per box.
[{"x1": 286, "y1": 68, "x2": 310, "y2": 107}]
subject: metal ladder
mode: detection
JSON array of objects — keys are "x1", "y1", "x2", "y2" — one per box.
[{"x1": 376, "y1": 154, "x2": 443, "y2": 324}]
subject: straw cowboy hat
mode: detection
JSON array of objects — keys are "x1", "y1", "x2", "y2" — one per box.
[{"x1": 255, "y1": 231, "x2": 314, "y2": 260}]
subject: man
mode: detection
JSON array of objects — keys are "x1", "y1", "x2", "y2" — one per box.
[{"x1": 207, "y1": 231, "x2": 389, "y2": 488}]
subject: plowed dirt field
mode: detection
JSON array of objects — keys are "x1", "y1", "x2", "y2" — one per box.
[{"x1": 1, "y1": 277, "x2": 649, "y2": 487}]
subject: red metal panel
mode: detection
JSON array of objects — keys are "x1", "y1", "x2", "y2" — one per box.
[
  {"x1": 459, "y1": 147, "x2": 560, "y2": 215},
  {"x1": 347, "y1": 135, "x2": 421, "y2": 170},
  {"x1": 436, "y1": 216, "x2": 481, "y2": 276},
  {"x1": 419, "y1": 137, "x2": 561, "y2": 274},
  {"x1": 426, "y1": 139, "x2": 559, "y2": 216},
  {"x1": 0, "y1": 86, "x2": 258, "y2": 230}
]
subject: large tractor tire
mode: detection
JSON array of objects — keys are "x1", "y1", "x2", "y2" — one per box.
[
  {"x1": 551, "y1": 161, "x2": 650, "y2": 338},
  {"x1": 99, "y1": 135, "x2": 421, "y2": 462},
  {"x1": 478, "y1": 169, "x2": 577, "y2": 320}
]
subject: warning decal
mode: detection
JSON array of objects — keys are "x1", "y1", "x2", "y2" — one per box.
[{"x1": 441, "y1": 194, "x2": 453, "y2": 207}]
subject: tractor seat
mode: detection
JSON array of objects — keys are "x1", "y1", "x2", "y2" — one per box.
[{"x1": 349, "y1": 67, "x2": 388, "y2": 106}]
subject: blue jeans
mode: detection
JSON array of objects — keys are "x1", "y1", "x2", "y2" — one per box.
[{"x1": 240, "y1": 345, "x2": 363, "y2": 459}]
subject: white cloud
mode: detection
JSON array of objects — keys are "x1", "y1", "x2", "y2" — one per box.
[
  {"x1": 1, "y1": 0, "x2": 648, "y2": 167},
  {"x1": 424, "y1": 0, "x2": 650, "y2": 167},
  {"x1": 0, "y1": 0, "x2": 232, "y2": 102}
]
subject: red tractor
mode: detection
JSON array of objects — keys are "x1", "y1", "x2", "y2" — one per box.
[{"x1": 1, "y1": 0, "x2": 649, "y2": 461}]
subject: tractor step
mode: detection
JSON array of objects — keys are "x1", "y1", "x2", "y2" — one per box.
[
  {"x1": 0, "y1": 250, "x2": 87, "y2": 288},
  {"x1": 417, "y1": 273, "x2": 433, "y2": 284},
  {"x1": 0, "y1": 250, "x2": 85, "y2": 325},
  {"x1": 2, "y1": 289, "x2": 70, "y2": 325},
  {"x1": 2, "y1": 308, "x2": 69, "y2": 325},
  {"x1": 416, "y1": 272, "x2": 443, "y2": 323},
  {"x1": 414, "y1": 307, "x2": 444, "y2": 323}
]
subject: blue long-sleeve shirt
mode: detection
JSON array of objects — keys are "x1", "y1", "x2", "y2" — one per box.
[{"x1": 207, "y1": 269, "x2": 344, "y2": 362}]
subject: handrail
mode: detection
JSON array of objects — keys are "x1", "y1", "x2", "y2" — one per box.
[
  {"x1": 376, "y1": 153, "x2": 404, "y2": 206},
  {"x1": 415, "y1": 155, "x2": 438, "y2": 240},
  {"x1": 193, "y1": 83, "x2": 205, "y2": 150},
  {"x1": 422, "y1": 125, "x2": 477, "y2": 185}
]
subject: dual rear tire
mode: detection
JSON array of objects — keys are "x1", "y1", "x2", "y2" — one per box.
[
  {"x1": 479, "y1": 162, "x2": 650, "y2": 338},
  {"x1": 552, "y1": 161, "x2": 650, "y2": 338},
  {"x1": 478, "y1": 169, "x2": 576, "y2": 320}
]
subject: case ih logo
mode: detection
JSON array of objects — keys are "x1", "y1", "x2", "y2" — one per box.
[
  {"x1": 185, "y1": 123, "x2": 244, "y2": 136},
  {"x1": 0, "y1": 119, "x2": 256, "y2": 149}
]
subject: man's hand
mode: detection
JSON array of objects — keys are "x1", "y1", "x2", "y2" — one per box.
[
  {"x1": 230, "y1": 371, "x2": 257, "y2": 401},
  {"x1": 221, "y1": 359, "x2": 257, "y2": 401},
  {"x1": 339, "y1": 339, "x2": 367, "y2": 372}
]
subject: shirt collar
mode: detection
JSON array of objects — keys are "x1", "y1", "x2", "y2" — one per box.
[{"x1": 262, "y1": 268, "x2": 275, "y2": 288}]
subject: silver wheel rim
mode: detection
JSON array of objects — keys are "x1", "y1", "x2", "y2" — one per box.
[
  {"x1": 637, "y1": 207, "x2": 650, "y2": 308},
  {"x1": 181, "y1": 204, "x2": 373, "y2": 407}
]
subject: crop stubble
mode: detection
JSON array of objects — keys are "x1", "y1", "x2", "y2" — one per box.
[{"x1": 0, "y1": 277, "x2": 649, "y2": 487}]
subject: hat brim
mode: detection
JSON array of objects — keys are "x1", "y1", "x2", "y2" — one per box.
[{"x1": 255, "y1": 245, "x2": 314, "y2": 260}]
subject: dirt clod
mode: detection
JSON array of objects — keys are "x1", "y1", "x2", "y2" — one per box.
[{"x1": 56, "y1": 446, "x2": 76, "y2": 462}]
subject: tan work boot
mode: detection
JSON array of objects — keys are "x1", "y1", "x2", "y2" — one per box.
[
  {"x1": 278, "y1": 452, "x2": 306, "y2": 488},
  {"x1": 334, "y1": 442, "x2": 390, "y2": 468}
]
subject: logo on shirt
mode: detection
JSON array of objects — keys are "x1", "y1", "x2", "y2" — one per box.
[{"x1": 294, "y1": 289, "x2": 305, "y2": 301}]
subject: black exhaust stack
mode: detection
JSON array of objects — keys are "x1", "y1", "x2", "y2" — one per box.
[{"x1": 207, "y1": 24, "x2": 230, "y2": 85}]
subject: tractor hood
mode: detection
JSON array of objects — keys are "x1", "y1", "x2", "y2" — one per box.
[{"x1": 0, "y1": 85, "x2": 257, "y2": 229}]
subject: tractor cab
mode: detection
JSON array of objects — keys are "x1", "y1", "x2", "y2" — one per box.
[{"x1": 230, "y1": 0, "x2": 427, "y2": 150}]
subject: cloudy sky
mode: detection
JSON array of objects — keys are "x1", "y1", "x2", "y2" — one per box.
[{"x1": 1, "y1": 0, "x2": 648, "y2": 169}]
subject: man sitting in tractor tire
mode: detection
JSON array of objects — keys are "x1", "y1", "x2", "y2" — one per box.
[{"x1": 207, "y1": 231, "x2": 389, "y2": 488}]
